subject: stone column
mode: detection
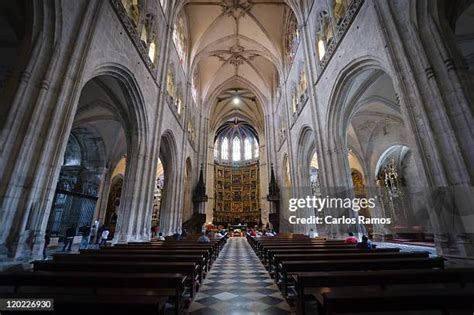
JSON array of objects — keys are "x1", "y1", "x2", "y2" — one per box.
[
  {"x1": 0, "y1": 1, "x2": 102, "y2": 260},
  {"x1": 113, "y1": 140, "x2": 154, "y2": 243},
  {"x1": 374, "y1": 0, "x2": 474, "y2": 258}
]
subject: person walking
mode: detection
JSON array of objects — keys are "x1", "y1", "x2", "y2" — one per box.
[
  {"x1": 43, "y1": 231, "x2": 51, "y2": 259},
  {"x1": 62, "y1": 225, "x2": 75, "y2": 252},
  {"x1": 89, "y1": 223, "x2": 97, "y2": 245},
  {"x1": 79, "y1": 224, "x2": 91, "y2": 249}
]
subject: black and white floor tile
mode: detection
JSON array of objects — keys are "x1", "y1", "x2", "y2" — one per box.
[{"x1": 187, "y1": 238, "x2": 292, "y2": 315}]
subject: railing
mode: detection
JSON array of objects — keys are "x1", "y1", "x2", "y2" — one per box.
[
  {"x1": 110, "y1": 0, "x2": 156, "y2": 78},
  {"x1": 318, "y1": 0, "x2": 365, "y2": 75}
]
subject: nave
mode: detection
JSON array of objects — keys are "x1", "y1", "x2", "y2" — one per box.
[
  {"x1": 188, "y1": 238, "x2": 291, "y2": 314},
  {"x1": 2, "y1": 232, "x2": 474, "y2": 315}
]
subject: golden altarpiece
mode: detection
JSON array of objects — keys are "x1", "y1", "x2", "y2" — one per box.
[{"x1": 214, "y1": 162, "x2": 260, "y2": 225}]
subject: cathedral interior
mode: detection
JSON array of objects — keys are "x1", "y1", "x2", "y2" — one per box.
[{"x1": 0, "y1": 0, "x2": 474, "y2": 314}]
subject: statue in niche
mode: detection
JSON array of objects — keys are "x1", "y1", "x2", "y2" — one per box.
[
  {"x1": 285, "y1": 12, "x2": 299, "y2": 65},
  {"x1": 121, "y1": 0, "x2": 140, "y2": 26},
  {"x1": 333, "y1": 0, "x2": 350, "y2": 22},
  {"x1": 176, "y1": 94, "x2": 182, "y2": 115},
  {"x1": 187, "y1": 119, "x2": 196, "y2": 145},
  {"x1": 322, "y1": 14, "x2": 333, "y2": 44},
  {"x1": 166, "y1": 69, "x2": 175, "y2": 102},
  {"x1": 351, "y1": 169, "x2": 366, "y2": 197},
  {"x1": 377, "y1": 158, "x2": 408, "y2": 222},
  {"x1": 292, "y1": 88, "x2": 298, "y2": 114},
  {"x1": 298, "y1": 66, "x2": 308, "y2": 102},
  {"x1": 310, "y1": 168, "x2": 321, "y2": 196},
  {"x1": 173, "y1": 15, "x2": 187, "y2": 64},
  {"x1": 383, "y1": 159, "x2": 401, "y2": 197}
]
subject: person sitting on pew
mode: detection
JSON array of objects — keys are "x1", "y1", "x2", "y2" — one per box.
[
  {"x1": 181, "y1": 228, "x2": 188, "y2": 239},
  {"x1": 197, "y1": 232, "x2": 210, "y2": 243},
  {"x1": 345, "y1": 232, "x2": 358, "y2": 244},
  {"x1": 308, "y1": 228, "x2": 317, "y2": 238},
  {"x1": 173, "y1": 230, "x2": 182, "y2": 240},
  {"x1": 249, "y1": 229, "x2": 257, "y2": 237},
  {"x1": 356, "y1": 235, "x2": 372, "y2": 249},
  {"x1": 157, "y1": 232, "x2": 165, "y2": 241}
]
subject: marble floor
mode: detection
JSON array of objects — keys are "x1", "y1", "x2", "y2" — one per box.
[{"x1": 187, "y1": 237, "x2": 293, "y2": 315}]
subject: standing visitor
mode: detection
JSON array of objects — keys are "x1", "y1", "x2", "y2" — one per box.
[
  {"x1": 96, "y1": 225, "x2": 105, "y2": 244},
  {"x1": 89, "y1": 223, "x2": 97, "y2": 245},
  {"x1": 100, "y1": 227, "x2": 110, "y2": 246}
]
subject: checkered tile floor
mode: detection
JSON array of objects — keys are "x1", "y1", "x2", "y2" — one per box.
[{"x1": 187, "y1": 238, "x2": 292, "y2": 314}]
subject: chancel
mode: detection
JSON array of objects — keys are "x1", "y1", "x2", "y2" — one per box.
[{"x1": 0, "y1": 0, "x2": 473, "y2": 314}]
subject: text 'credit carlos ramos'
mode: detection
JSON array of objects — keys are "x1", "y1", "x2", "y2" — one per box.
[{"x1": 286, "y1": 196, "x2": 392, "y2": 225}]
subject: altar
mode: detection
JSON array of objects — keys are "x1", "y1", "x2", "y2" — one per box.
[{"x1": 228, "y1": 224, "x2": 248, "y2": 237}]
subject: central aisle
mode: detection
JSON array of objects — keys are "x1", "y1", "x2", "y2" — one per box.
[{"x1": 187, "y1": 237, "x2": 292, "y2": 314}]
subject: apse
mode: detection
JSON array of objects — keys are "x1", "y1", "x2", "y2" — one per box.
[
  {"x1": 205, "y1": 84, "x2": 269, "y2": 228},
  {"x1": 213, "y1": 119, "x2": 260, "y2": 226}
]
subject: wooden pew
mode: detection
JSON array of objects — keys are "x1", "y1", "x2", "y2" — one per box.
[
  {"x1": 258, "y1": 244, "x2": 359, "y2": 260},
  {"x1": 81, "y1": 248, "x2": 213, "y2": 271},
  {"x1": 271, "y1": 251, "x2": 428, "y2": 274},
  {"x1": 293, "y1": 268, "x2": 474, "y2": 314},
  {"x1": 278, "y1": 257, "x2": 445, "y2": 297},
  {"x1": 253, "y1": 240, "x2": 348, "y2": 255},
  {"x1": 53, "y1": 253, "x2": 206, "y2": 284},
  {"x1": 104, "y1": 245, "x2": 218, "y2": 262},
  {"x1": 120, "y1": 242, "x2": 221, "y2": 257},
  {"x1": 259, "y1": 244, "x2": 358, "y2": 265},
  {"x1": 320, "y1": 288, "x2": 474, "y2": 315},
  {"x1": 32, "y1": 260, "x2": 199, "y2": 298},
  {"x1": 0, "y1": 271, "x2": 186, "y2": 315},
  {"x1": 265, "y1": 247, "x2": 400, "y2": 270}
]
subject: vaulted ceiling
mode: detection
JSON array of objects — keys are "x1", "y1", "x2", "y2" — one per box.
[{"x1": 181, "y1": 0, "x2": 292, "y2": 129}]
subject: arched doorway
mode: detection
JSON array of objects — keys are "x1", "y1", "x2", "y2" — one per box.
[
  {"x1": 103, "y1": 176, "x2": 123, "y2": 239},
  {"x1": 330, "y1": 65, "x2": 433, "y2": 241},
  {"x1": 296, "y1": 127, "x2": 321, "y2": 235},
  {"x1": 46, "y1": 128, "x2": 106, "y2": 239},
  {"x1": 151, "y1": 159, "x2": 164, "y2": 231},
  {"x1": 158, "y1": 131, "x2": 179, "y2": 235},
  {"x1": 47, "y1": 73, "x2": 137, "y2": 243},
  {"x1": 347, "y1": 151, "x2": 371, "y2": 234},
  {"x1": 375, "y1": 145, "x2": 432, "y2": 242}
]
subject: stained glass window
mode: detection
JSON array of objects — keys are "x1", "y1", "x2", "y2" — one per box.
[
  {"x1": 173, "y1": 15, "x2": 186, "y2": 65},
  {"x1": 214, "y1": 144, "x2": 219, "y2": 159},
  {"x1": 221, "y1": 138, "x2": 229, "y2": 160},
  {"x1": 244, "y1": 138, "x2": 252, "y2": 160},
  {"x1": 232, "y1": 137, "x2": 241, "y2": 161}
]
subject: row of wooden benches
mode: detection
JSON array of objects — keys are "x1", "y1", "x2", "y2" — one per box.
[
  {"x1": 247, "y1": 234, "x2": 474, "y2": 315},
  {"x1": 0, "y1": 234, "x2": 228, "y2": 315}
]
